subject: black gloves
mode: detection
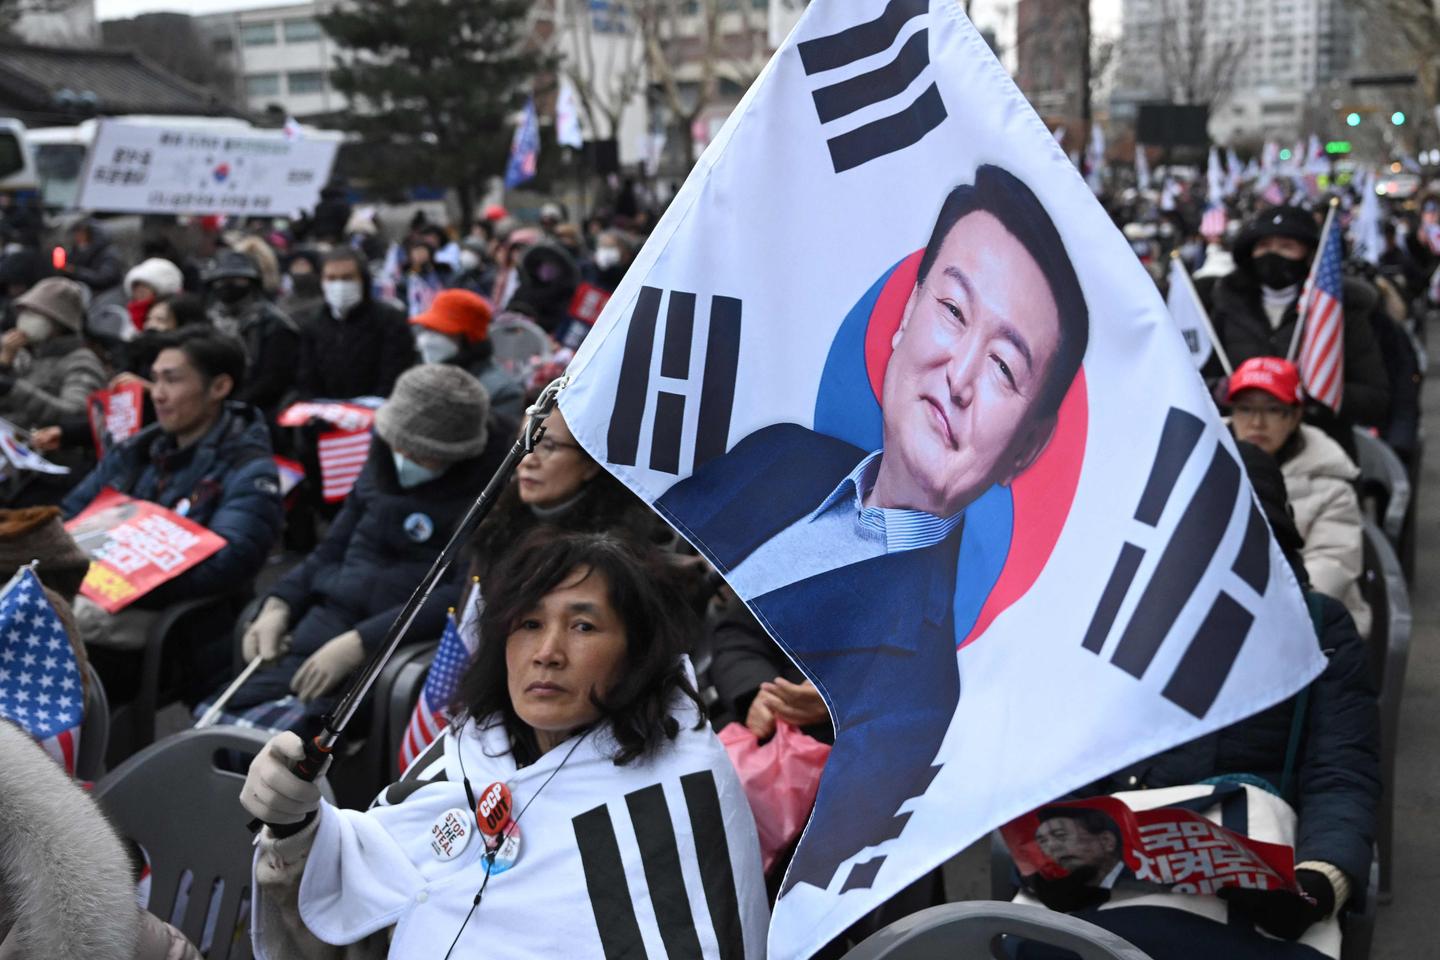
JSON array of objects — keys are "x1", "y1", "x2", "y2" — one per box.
[
  {"x1": 1219, "y1": 868, "x2": 1335, "y2": 940},
  {"x1": 1023, "y1": 867, "x2": 1112, "y2": 914}
]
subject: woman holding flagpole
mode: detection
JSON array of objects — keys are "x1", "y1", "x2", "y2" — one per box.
[{"x1": 242, "y1": 530, "x2": 769, "y2": 959}]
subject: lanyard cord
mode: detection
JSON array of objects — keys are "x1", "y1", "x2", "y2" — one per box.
[{"x1": 441, "y1": 726, "x2": 593, "y2": 960}]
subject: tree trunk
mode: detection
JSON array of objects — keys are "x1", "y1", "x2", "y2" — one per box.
[{"x1": 456, "y1": 178, "x2": 476, "y2": 234}]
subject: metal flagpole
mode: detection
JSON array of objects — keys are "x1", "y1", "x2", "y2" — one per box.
[
  {"x1": 1286, "y1": 198, "x2": 1339, "y2": 363},
  {"x1": 251, "y1": 376, "x2": 569, "y2": 836}
]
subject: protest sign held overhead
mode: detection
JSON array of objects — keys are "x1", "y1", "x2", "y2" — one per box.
[
  {"x1": 65, "y1": 489, "x2": 227, "y2": 613},
  {"x1": 555, "y1": 0, "x2": 1326, "y2": 954}
]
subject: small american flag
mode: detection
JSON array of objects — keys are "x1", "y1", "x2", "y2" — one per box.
[
  {"x1": 1296, "y1": 208, "x2": 1346, "y2": 411},
  {"x1": 398, "y1": 587, "x2": 482, "y2": 772},
  {"x1": 318, "y1": 429, "x2": 372, "y2": 503},
  {"x1": 1199, "y1": 203, "x2": 1227, "y2": 240},
  {"x1": 0, "y1": 568, "x2": 84, "y2": 772}
]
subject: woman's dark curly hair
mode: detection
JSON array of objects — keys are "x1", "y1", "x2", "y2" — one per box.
[{"x1": 451, "y1": 529, "x2": 705, "y2": 766}]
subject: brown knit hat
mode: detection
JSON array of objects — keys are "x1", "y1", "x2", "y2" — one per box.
[
  {"x1": 0, "y1": 508, "x2": 92, "y2": 602},
  {"x1": 13, "y1": 277, "x2": 86, "y2": 333}
]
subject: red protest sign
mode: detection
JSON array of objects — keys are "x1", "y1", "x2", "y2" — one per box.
[
  {"x1": 87, "y1": 382, "x2": 147, "y2": 456},
  {"x1": 1002, "y1": 792, "x2": 1298, "y2": 897},
  {"x1": 64, "y1": 489, "x2": 227, "y2": 613},
  {"x1": 568, "y1": 282, "x2": 611, "y2": 326},
  {"x1": 276, "y1": 401, "x2": 378, "y2": 432}
]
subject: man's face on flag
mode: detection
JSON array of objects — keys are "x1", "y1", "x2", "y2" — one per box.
[{"x1": 879, "y1": 209, "x2": 1062, "y2": 517}]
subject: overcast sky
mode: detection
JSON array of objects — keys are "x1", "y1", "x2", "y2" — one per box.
[{"x1": 94, "y1": 0, "x2": 1124, "y2": 39}]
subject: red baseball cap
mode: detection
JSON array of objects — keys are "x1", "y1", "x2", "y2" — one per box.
[{"x1": 1227, "y1": 356, "x2": 1302, "y2": 405}]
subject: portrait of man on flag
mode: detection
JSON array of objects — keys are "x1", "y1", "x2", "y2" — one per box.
[{"x1": 656, "y1": 162, "x2": 1090, "y2": 892}]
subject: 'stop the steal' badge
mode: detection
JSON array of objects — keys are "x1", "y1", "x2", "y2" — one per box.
[{"x1": 429, "y1": 808, "x2": 473, "y2": 861}]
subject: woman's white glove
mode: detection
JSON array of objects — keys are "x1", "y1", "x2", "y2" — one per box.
[
  {"x1": 240, "y1": 732, "x2": 324, "y2": 825},
  {"x1": 242, "y1": 597, "x2": 292, "y2": 662}
]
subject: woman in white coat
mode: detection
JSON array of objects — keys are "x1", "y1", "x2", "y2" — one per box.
[
  {"x1": 1227, "y1": 357, "x2": 1371, "y2": 636},
  {"x1": 242, "y1": 530, "x2": 769, "y2": 959}
]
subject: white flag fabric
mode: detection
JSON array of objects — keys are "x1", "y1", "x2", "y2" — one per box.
[
  {"x1": 1351, "y1": 169, "x2": 1384, "y2": 266},
  {"x1": 1206, "y1": 146, "x2": 1226, "y2": 202},
  {"x1": 1086, "y1": 121, "x2": 1106, "y2": 193},
  {"x1": 556, "y1": 75, "x2": 585, "y2": 150},
  {"x1": 1134, "y1": 143, "x2": 1151, "y2": 192},
  {"x1": 556, "y1": 1, "x2": 1325, "y2": 955},
  {"x1": 1167, "y1": 256, "x2": 1215, "y2": 370}
]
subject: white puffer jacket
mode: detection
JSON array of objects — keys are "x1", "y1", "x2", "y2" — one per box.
[{"x1": 1281, "y1": 424, "x2": 1371, "y2": 637}]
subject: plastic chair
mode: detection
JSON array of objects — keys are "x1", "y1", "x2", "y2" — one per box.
[
  {"x1": 94, "y1": 726, "x2": 336, "y2": 960},
  {"x1": 1351, "y1": 428, "x2": 1411, "y2": 558},
  {"x1": 385, "y1": 642, "x2": 440, "y2": 782},
  {"x1": 74, "y1": 661, "x2": 110, "y2": 781},
  {"x1": 842, "y1": 901, "x2": 1153, "y2": 960},
  {"x1": 1358, "y1": 518, "x2": 1411, "y2": 903},
  {"x1": 490, "y1": 312, "x2": 553, "y2": 379}
]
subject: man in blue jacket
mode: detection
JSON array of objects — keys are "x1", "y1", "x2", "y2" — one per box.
[
  {"x1": 63, "y1": 328, "x2": 283, "y2": 699},
  {"x1": 657, "y1": 164, "x2": 1090, "y2": 895}
]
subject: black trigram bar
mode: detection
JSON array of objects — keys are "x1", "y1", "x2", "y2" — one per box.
[
  {"x1": 694, "y1": 296, "x2": 743, "y2": 472},
  {"x1": 573, "y1": 804, "x2": 647, "y2": 958},
  {"x1": 1110, "y1": 444, "x2": 1242, "y2": 680},
  {"x1": 798, "y1": 0, "x2": 928, "y2": 75},
  {"x1": 811, "y1": 28, "x2": 930, "y2": 124},
  {"x1": 1134, "y1": 407, "x2": 1205, "y2": 526},
  {"x1": 626, "y1": 784, "x2": 704, "y2": 959},
  {"x1": 681, "y1": 771, "x2": 746, "y2": 960},
  {"x1": 661, "y1": 291, "x2": 696, "y2": 379},
  {"x1": 827, "y1": 81, "x2": 947, "y2": 174},
  {"x1": 1081, "y1": 542, "x2": 1146, "y2": 654},
  {"x1": 1162, "y1": 591, "x2": 1254, "y2": 717},
  {"x1": 1231, "y1": 502, "x2": 1271, "y2": 593},
  {"x1": 650, "y1": 392, "x2": 686, "y2": 475},
  {"x1": 607, "y1": 286, "x2": 663, "y2": 467}
]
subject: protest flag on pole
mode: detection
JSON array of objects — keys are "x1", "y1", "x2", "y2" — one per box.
[
  {"x1": 1291, "y1": 202, "x2": 1346, "y2": 411},
  {"x1": 1166, "y1": 253, "x2": 1229, "y2": 374},
  {"x1": 554, "y1": 2, "x2": 1325, "y2": 954},
  {"x1": 504, "y1": 97, "x2": 540, "y2": 190},
  {"x1": 0, "y1": 567, "x2": 85, "y2": 774},
  {"x1": 397, "y1": 582, "x2": 482, "y2": 771}
]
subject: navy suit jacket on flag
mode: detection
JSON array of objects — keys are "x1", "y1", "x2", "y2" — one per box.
[{"x1": 657, "y1": 422, "x2": 967, "y2": 894}]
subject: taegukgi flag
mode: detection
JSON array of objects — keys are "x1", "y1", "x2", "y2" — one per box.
[{"x1": 556, "y1": 0, "x2": 1326, "y2": 955}]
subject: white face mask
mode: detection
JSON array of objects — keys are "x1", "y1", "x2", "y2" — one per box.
[
  {"x1": 416, "y1": 329, "x2": 461, "y2": 365},
  {"x1": 323, "y1": 279, "x2": 363, "y2": 318},
  {"x1": 393, "y1": 451, "x2": 445, "y2": 489},
  {"x1": 594, "y1": 246, "x2": 621, "y2": 269},
  {"x1": 15, "y1": 311, "x2": 53, "y2": 343},
  {"x1": 459, "y1": 250, "x2": 481, "y2": 272}
]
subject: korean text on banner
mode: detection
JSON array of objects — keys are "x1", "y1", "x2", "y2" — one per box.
[
  {"x1": 87, "y1": 381, "x2": 147, "y2": 456},
  {"x1": 75, "y1": 120, "x2": 340, "y2": 217},
  {"x1": 554, "y1": 0, "x2": 1325, "y2": 955},
  {"x1": 64, "y1": 489, "x2": 227, "y2": 613}
]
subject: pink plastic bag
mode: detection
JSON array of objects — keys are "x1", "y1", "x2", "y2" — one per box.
[{"x1": 719, "y1": 720, "x2": 831, "y2": 872}]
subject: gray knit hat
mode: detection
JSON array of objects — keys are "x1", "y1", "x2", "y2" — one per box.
[
  {"x1": 375, "y1": 365, "x2": 490, "y2": 463},
  {"x1": 13, "y1": 277, "x2": 86, "y2": 333}
]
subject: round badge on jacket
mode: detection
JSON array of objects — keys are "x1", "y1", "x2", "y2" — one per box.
[{"x1": 404, "y1": 512, "x2": 435, "y2": 543}]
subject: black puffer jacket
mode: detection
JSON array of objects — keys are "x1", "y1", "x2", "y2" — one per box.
[
  {"x1": 268, "y1": 428, "x2": 509, "y2": 655},
  {"x1": 213, "y1": 297, "x2": 301, "y2": 416},
  {"x1": 1198, "y1": 270, "x2": 1390, "y2": 429},
  {"x1": 1094, "y1": 593, "x2": 1380, "y2": 891},
  {"x1": 294, "y1": 299, "x2": 415, "y2": 401}
]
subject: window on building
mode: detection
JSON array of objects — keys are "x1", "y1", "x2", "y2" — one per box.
[
  {"x1": 287, "y1": 70, "x2": 325, "y2": 94},
  {"x1": 245, "y1": 72, "x2": 281, "y2": 98},
  {"x1": 241, "y1": 21, "x2": 276, "y2": 46},
  {"x1": 283, "y1": 18, "x2": 323, "y2": 43},
  {"x1": 212, "y1": 35, "x2": 234, "y2": 53}
]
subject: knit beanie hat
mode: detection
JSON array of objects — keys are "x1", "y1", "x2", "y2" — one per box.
[
  {"x1": 0, "y1": 508, "x2": 93, "y2": 602},
  {"x1": 375, "y1": 365, "x2": 490, "y2": 463},
  {"x1": 411, "y1": 289, "x2": 493, "y2": 343},
  {"x1": 13, "y1": 277, "x2": 86, "y2": 333},
  {"x1": 123, "y1": 258, "x2": 184, "y2": 300}
]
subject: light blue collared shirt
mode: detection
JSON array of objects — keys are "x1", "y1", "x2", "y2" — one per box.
[{"x1": 724, "y1": 451, "x2": 964, "y2": 599}]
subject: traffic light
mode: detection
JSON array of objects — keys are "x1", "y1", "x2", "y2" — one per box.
[
  {"x1": 1279, "y1": 148, "x2": 1292, "y2": 161},
  {"x1": 1325, "y1": 141, "x2": 1351, "y2": 155},
  {"x1": 1391, "y1": 111, "x2": 1406, "y2": 125},
  {"x1": 1346, "y1": 112, "x2": 1362, "y2": 127}
]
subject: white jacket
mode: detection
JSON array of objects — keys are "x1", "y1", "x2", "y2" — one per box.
[
  {"x1": 1282, "y1": 425, "x2": 1371, "y2": 637},
  {"x1": 253, "y1": 708, "x2": 770, "y2": 959}
]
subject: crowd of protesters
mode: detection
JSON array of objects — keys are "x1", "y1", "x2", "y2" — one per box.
[{"x1": 0, "y1": 159, "x2": 1435, "y2": 959}]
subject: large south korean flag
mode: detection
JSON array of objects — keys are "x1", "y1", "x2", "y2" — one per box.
[{"x1": 559, "y1": 0, "x2": 1325, "y2": 955}]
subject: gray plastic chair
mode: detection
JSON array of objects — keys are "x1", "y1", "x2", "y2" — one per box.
[
  {"x1": 74, "y1": 661, "x2": 109, "y2": 781},
  {"x1": 94, "y1": 726, "x2": 336, "y2": 960},
  {"x1": 385, "y1": 642, "x2": 439, "y2": 783},
  {"x1": 842, "y1": 901, "x2": 1153, "y2": 960},
  {"x1": 1351, "y1": 428, "x2": 1410, "y2": 554},
  {"x1": 490, "y1": 312, "x2": 553, "y2": 379},
  {"x1": 1358, "y1": 518, "x2": 1411, "y2": 903}
]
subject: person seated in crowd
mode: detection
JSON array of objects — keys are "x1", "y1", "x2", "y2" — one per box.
[
  {"x1": 278, "y1": 248, "x2": 324, "y2": 321},
  {"x1": 231, "y1": 235, "x2": 283, "y2": 299},
  {"x1": 222, "y1": 365, "x2": 509, "y2": 731},
  {"x1": 242, "y1": 530, "x2": 769, "y2": 958},
  {"x1": 294, "y1": 248, "x2": 415, "y2": 401},
  {"x1": 1022, "y1": 442, "x2": 1379, "y2": 960},
  {"x1": 60, "y1": 219, "x2": 124, "y2": 296},
  {"x1": 202, "y1": 251, "x2": 300, "y2": 418},
  {"x1": 409, "y1": 288, "x2": 525, "y2": 424},
  {"x1": 1227, "y1": 357, "x2": 1370, "y2": 635},
  {"x1": 1197, "y1": 206, "x2": 1389, "y2": 433},
  {"x1": 592, "y1": 228, "x2": 640, "y2": 293},
  {"x1": 397, "y1": 235, "x2": 449, "y2": 318},
  {"x1": 0, "y1": 247, "x2": 49, "y2": 324},
  {"x1": 0, "y1": 277, "x2": 106, "y2": 432},
  {"x1": 60, "y1": 329, "x2": 283, "y2": 699}
]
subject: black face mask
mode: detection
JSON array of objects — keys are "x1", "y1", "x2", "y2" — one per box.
[
  {"x1": 214, "y1": 281, "x2": 253, "y2": 305},
  {"x1": 1252, "y1": 252, "x2": 1309, "y2": 291}
]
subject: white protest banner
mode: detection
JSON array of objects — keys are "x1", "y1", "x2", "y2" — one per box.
[
  {"x1": 75, "y1": 119, "x2": 340, "y2": 216},
  {"x1": 556, "y1": 1, "x2": 1325, "y2": 954}
]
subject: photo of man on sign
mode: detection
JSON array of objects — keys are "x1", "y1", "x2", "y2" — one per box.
[{"x1": 657, "y1": 163, "x2": 1091, "y2": 893}]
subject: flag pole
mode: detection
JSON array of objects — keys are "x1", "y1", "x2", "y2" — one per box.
[
  {"x1": 1286, "y1": 199, "x2": 1339, "y2": 363},
  {"x1": 250, "y1": 375, "x2": 569, "y2": 837},
  {"x1": 1172, "y1": 251, "x2": 1234, "y2": 376}
]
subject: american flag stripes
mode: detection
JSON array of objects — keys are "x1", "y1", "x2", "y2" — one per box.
[
  {"x1": 1199, "y1": 204, "x2": 1227, "y2": 241},
  {"x1": 0, "y1": 568, "x2": 84, "y2": 771},
  {"x1": 1296, "y1": 206, "x2": 1346, "y2": 412},
  {"x1": 317, "y1": 429, "x2": 372, "y2": 503},
  {"x1": 398, "y1": 588, "x2": 482, "y2": 772}
]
